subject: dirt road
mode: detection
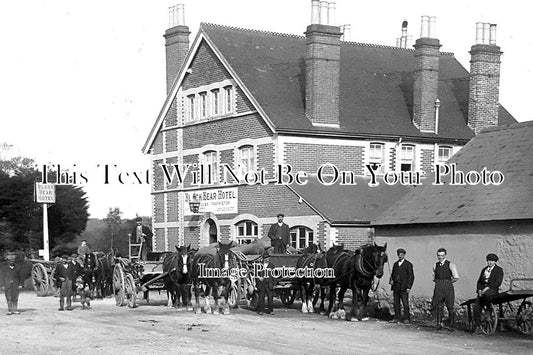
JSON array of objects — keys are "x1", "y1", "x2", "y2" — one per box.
[{"x1": 0, "y1": 292, "x2": 531, "y2": 354}]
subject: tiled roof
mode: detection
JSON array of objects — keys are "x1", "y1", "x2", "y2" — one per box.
[
  {"x1": 289, "y1": 177, "x2": 410, "y2": 224},
  {"x1": 201, "y1": 23, "x2": 516, "y2": 141},
  {"x1": 373, "y1": 121, "x2": 533, "y2": 225}
]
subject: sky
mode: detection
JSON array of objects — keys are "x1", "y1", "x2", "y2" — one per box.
[{"x1": 1, "y1": 0, "x2": 532, "y2": 219}]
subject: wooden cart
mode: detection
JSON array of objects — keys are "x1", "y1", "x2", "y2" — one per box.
[
  {"x1": 113, "y1": 241, "x2": 172, "y2": 308},
  {"x1": 30, "y1": 259, "x2": 59, "y2": 297},
  {"x1": 461, "y1": 278, "x2": 533, "y2": 335}
]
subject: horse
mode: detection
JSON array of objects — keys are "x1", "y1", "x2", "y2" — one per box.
[
  {"x1": 191, "y1": 241, "x2": 237, "y2": 315},
  {"x1": 329, "y1": 242, "x2": 388, "y2": 321},
  {"x1": 297, "y1": 244, "x2": 350, "y2": 314},
  {"x1": 163, "y1": 245, "x2": 195, "y2": 311},
  {"x1": 81, "y1": 252, "x2": 105, "y2": 299}
]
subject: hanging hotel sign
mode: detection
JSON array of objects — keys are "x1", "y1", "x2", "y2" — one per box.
[
  {"x1": 35, "y1": 183, "x2": 56, "y2": 204},
  {"x1": 184, "y1": 187, "x2": 238, "y2": 216}
]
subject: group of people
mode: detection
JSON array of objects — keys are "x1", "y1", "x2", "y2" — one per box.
[
  {"x1": 389, "y1": 247, "x2": 503, "y2": 332},
  {"x1": 53, "y1": 251, "x2": 92, "y2": 311}
]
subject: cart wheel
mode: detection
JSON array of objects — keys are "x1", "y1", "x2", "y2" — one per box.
[
  {"x1": 113, "y1": 264, "x2": 126, "y2": 306},
  {"x1": 125, "y1": 274, "x2": 137, "y2": 308},
  {"x1": 480, "y1": 303, "x2": 498, "y2": 335},
  {"x1": 517, "y1": 301, "x2": 533, "y2": 335},
  {"x1": 31, "y1": 263, "x2": 49, "y2": 297}
]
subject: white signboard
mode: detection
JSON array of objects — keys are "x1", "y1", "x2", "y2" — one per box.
[
  {"x1": 35, "y1": 183, "x2": 56, "y2": 203},
  {"x1": 184, "y1": 187, "x2": 238, "y2": 216}
]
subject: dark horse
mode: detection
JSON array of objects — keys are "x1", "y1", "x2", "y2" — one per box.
[
  {"x1": 81, "y1": 252, "x2": 106, "y2": 299},
  {"x1": 297, "y1": 244, "x2": 348, "y2": 314},
  {"x1": 329, "y1": 242, "x2": 388, "y2": 320},
  {"x1": 163, "y1": 245, "x2": 195, "y2": 310},
  {"x1": 191, "y1": 242, "x2": 237, "y2": 315}
]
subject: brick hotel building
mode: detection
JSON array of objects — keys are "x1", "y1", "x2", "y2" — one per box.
[{"x1": 142, "y1": 1, "x2": 515, "y2": 251}]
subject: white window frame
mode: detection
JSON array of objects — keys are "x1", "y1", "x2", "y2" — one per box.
[
  {"x1": 199, "y1": 91, "x2": 208, "y2": 119},
  {"x1": 186, "y1": 94, "x2": 195, "y2": 122},
  {"x1": 289, "y1": 226, "x2": 314, "y2": 250},
  {"x1": 437, "y1": 146, "x2": 452, "y2": 163},
  {"x1": 400, "y1": 145, "x2": 415, "y2": 172},
  {"x1": 236, "y1": 220, "x2": 259, "y2": 244},
  {"x1": 224, "y1": 85, "x2": 233, "y2": 114},
  {"x1": 368, "y1": 142, "x2": 386, "y2": 174},
  {"x1": 211, "y1": 89, "x2": 220, "y2": 117},
  {"x1": 201, "y1": 151, "x2": 218, "y2": 184},
  {"x1": 238, "y1": 145, "x2": 255, "y2": 178}
]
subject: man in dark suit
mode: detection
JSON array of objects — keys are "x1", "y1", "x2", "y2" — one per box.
[
  {"x1": 54, "y1": 255, "x2": 77, "y2": 311},
  {"x1": 473, "y1": 253, "x2": 504, "y2": 332},
  {"x1": 389, "y1": 248, "x2": 415, "y2": 323},
  {"x1": 129, "y1": 217, "x2": 153, "y2": 261},
  {"x1": 1, "y1": 253, "x2": 25, "y2": 315},
  {"x1": 267, "y1": 213, "x2": 290, "y2": 254},
  {"x1": 255, "y1": 251, "x2": 276, "y2": 315}
]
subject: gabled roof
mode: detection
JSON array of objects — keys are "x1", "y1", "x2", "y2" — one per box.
[
  {"x1": 373, "y1": 121, "x2": 533, "y2": 226},
  {"x1": 289, "y1": 177, "x2": 409, "y2": 224},
  {"x1": 200, "y1": 23, "x2": 516, "y2": 141}
]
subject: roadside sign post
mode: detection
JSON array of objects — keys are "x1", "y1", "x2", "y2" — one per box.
[{"x1": 35, "y1": 183, "x2": 56, "y2": 261}]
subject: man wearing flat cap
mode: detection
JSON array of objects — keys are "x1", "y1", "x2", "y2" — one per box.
[
  {"x1": 473, "y1": 253, "x2": 503, "y2": 332},
  {"x1": 267, "y1": 213, "x2": 290, "y2": 254},
  {"x1": 129, "y1": 217, "x2": 153, "y2": 261},
  {"x1": 389, "y1": 248, "x2": 415, "y2": 323}
]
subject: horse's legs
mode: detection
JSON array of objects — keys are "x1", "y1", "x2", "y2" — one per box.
[
  {"x1": 222, "y1": 282, "x2": 230, "y2": 315},
  {"x1": 336, "y1": 285, "x2": 348, "y2": 319},
  {"x1": 306, "y1": 282, "x2": 315, "y2": 313},
  {"x1": 300, "y1": 281, "x2": 309, "y2": 313},
  {"x1": 212, "y1": 284, "x2": 220, "y2": 315},
  {"x1": 318, "y1": 287, "x2": 326, "y2": 314},
  {"x1": 327, "y1": 284, "x2": 336, "y2": 316},
  {"x1": 194, "y1": 282, "x2": 202, "y2": 314},
  {"x1": 204, "y1": 284, "x2": 213, "y2": 314}
]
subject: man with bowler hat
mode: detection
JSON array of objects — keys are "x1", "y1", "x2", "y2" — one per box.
[
  {"x1": 389, "y1": 248, "x2": 415, "y2": 323},
  {"x1": 267, "y1": 213, "x2": 290, "y2": 254},
  {"x1": 1, "y1": 252, "x2": 25, "y2": 315},
  {"x1": 473, "y1": 253, "x2": 503, "y2": 332},
  {"x1": 54, "y1": 255, "x2": 76, "y2": 311}
]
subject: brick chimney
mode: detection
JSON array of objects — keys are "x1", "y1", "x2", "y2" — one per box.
[
  {"x1": 412, "y1": 16, "x2": 441, "y2": 133},
  {"x1": 305, "y1": 0, "x2": 342, "y2": 127},
  {"x1": 468, "y1": 23, "x2": 502, "y2": 134},
  {"x1": 164, "y1": 4, "x2": 190, "y2": 93}
]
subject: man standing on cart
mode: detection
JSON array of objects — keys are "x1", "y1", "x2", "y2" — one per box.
[
  {"x1": 130, "y1": 217, "x2": 153, "y2": 261},
  {"x1": 267, "y1": 213, "x2": 290, "y2": 254},
  {"x1": 473, "y1": 253, "x2": 503, "y2": 333}
]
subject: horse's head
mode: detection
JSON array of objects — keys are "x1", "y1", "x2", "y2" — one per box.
[
  {"x1": 364, "y1": 242, "x2": 388, "y2": 278},
  {"x1": 216, "y1": 242, "x2": 234, "y2": 270},
  {"x1": 175, "y1": 244, "x2": 193, "y2": 275}
]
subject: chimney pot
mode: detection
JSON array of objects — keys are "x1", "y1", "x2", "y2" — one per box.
[
  {"x1": 420, "y1": 15, "x2": 430, "y2": 38},
  {"x1": 429, "y1": 16, "x2": 436, "y2": 38},
  {"x1": 310, "y1": 0, "x2": 320, "y2": 25},
  {"x1": 475, "y1": 22, "x2": 484, "y2": 44},
  {"x1": 328, "y1": 2, "x2": 336, "y2": 26},
  {"x1": 319, "y1": 1, "x2": 328, "y2": 25},
  {"x1": 483, "y1": 23, "x2": 490, "y2": 44},
  {"x1": 342, "y1": 24, "x2": 351, "y2": 41},
  {"x1": 489, "y1": 24, "x2": 497, "y2": 45}
]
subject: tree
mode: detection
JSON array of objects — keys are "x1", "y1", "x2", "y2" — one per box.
[{"x1": 0, "y1": 154, "x2": 89, "y2": 254}]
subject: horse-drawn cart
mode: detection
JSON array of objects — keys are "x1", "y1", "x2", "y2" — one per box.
[
  {"x1": 461, "y1": 278, "x2": 533, "y2": 335},
  {"x1": 113, "y1": 251, "x2": 171, "y2": 308},
  {"x1": 30, "y1": 259, "x2": 59, "y2": 297},
  {"x1": 231, "y1": 251, "x2": 301, "y2": 308}
]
